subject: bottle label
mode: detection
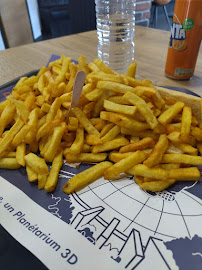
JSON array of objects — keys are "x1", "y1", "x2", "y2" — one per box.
[{"x1": 169, "y1": 15, "x2": 195, "y2": 52}]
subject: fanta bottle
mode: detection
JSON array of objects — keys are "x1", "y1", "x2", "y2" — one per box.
[{"x1": 165, "y1": 0, "x2": 202, "y2": 80}]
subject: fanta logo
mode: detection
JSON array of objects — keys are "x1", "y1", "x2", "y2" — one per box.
[
  {"x1": 171, "y1": 22, "x2": 186, "y2": 40},
  {"x1": 170, "y1": 22, "x2": 187, "y2": 51}
]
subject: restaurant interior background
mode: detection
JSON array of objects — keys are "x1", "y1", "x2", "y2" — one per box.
[{"x1": 0, "y1": 0, "x2": 175, "y2": 51}]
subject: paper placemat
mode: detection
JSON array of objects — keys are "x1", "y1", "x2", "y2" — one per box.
[{"x1": 0, "y1": 55, "x2": 202, "y2": 270}]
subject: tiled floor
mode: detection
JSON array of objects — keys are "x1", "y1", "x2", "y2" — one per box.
[{"x1": 149, "y1": 1, "x2": 175, "y2": 31}]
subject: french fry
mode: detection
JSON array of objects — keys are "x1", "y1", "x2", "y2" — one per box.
[
  {"x1": 65, "y1": 152, "x2": 107, "y2": 163},
  {"x1": 92, "y1": 90, "x2": 114, "y2": 118},
  {"x1": 127, "y1": 62, "x2": 136, "y2": 78},
  {"x1": 100, "y1": 123, "x2": 114, "y2": 137},
  {"x1": 121, "y1": 127, "x2": 158, "y2": 140},
  {"x1": 44, "y1": 122, "x2": 66, "y2": 162},
  {"x1": 63, "y1": 161, "x2": 113, "y2": 194},
  {"x1": 127, "y1": 164, "x2": 168, "y2": 180},
  {"x1": 72, "y1": 107, "x2": 99, "y2": 135},
  {"x1": 123, "y1": 92, "x2": 158, "y2": 129},
  {"x1": 100, "y1": 111, "x2": 149, "y2": 131},
  {"x1": 119, "y1": 137, "x2": 155, "y2": 153},
  {"x1": 104, "y1": 151, "x2": 147, "y2": 180},
  {"x1": 161, "y1": 153, "x2": 202, "y2": 165},
  {"x1": 139, "y1": 179, "x2": 176, "y2": 192},
  {"x1": 26, "y1": 165, "x2": 38, "y2": 182},
  {"x1": 167, "y1": 167, "x2": 200, "y2": 181},
  {"x1": 143, "y1": 134, "x2": 168, "y2": 167},
  {"x1": 38, "y1": 174, "x2": 48, "y2": 190},
  {"x1": 0, "y1": 119, "x2": 24, "y2": 157},
  {"x1": 92, "y1": 137, "x2": 129, "y2": 153},
  {"x1": 0, "y1": 158, "x2": 21, "y2": 169},
  {"x1": 36, "y1": 118, "x2": 61, "y2": 141},
  {"x1": 93, "y1": 58, "x2": 116, "y2": 74},
  {"x1": 86, "y1": 134, "x2": 103, "y2": 146},
  {"x1": 68, "y1": 125, "x2": 84, "y2": 153},
  {"x1": 25, "y1": 153, "x2": 49, "y2": 175},
  {"x1": 104, "y1": 100, "x2": 137, "y2": 116},
  {"x1": 109, "y1": 151, "x2": 135, "y2": 163},
  {"x1": 85, "y1": 88, "x2": 104, "y2": 102},
  {"x1": 16, "y1": 143, "x2": 26, "y2": 166},
  {"x1": 12, "y1": 124, "x2": 33, "y2": 148},
  {"x1": 180, "y1": 106, "x2": 192, "y2": 141},
  {"x1": 45, "y1": 150, "x2": 63, "y2": 192},
  {"x1": 7, "y1": 97, "x2": 30, "y2": 123},
  {"x1": 158, "y1": 101, "x2": 185, "y2": 125},
  {"x1": 0, "y1": 102, "x2": 16, "y2": 136},
  {"x1": 101, "y1": 125, "x2": 121, "y2": 142}
]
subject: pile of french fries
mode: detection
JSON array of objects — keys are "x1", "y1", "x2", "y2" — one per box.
[{"x1": 0, "y1": 55, "x2": 202, "y2": 195}]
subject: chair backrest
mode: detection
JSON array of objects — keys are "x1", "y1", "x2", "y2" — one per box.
[{"x1": 0, "y1": 0, "x2": 33, "y2": 48}]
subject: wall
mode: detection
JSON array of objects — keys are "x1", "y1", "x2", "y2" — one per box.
[{"x1": 136, "y1": 0, "x2": 152, "y2": 27}]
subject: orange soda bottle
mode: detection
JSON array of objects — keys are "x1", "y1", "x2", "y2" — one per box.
[{"x1": 165, "y1": 0, "x2": 202, "y2": 80}]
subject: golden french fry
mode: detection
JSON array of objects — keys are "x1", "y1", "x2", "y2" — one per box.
[
  {"x1": 143, "y1": 134, "x2": 168, "y2": 167},
  {"x1": 68, "y1": 125, "x2": 84, "y2": 153},
  {"x1": 104, "y1": 100, "x2": 137, "y2": 116},
  {"x1": 128, "y1": 164, "x2": 168, "y2": 180},
  {"x1": 25, "y1": 153, "x2": 49, "y2": 175},
  {"x1": 7, "y1": 96, "x2": 30, "y2": 123},
  {"x1": 65, "y1": 152, "x2": 107, "y2": 163},
  {"x1": 161, "y1": 153, "x2": 202, "y2": 165},
  {"x1": 127, "y1": 62, "x2": 136, "y2": 78},
  {"x1": 167, "y1": 167, "x2": 200, "y2": 181},
  {"x1": 86, "y1": 134, "x2": 103, "y2": 146},
  {"x1": 100, "y1": 123, "x2": 114, "y2": 137},
  {"x1": 130, "y1": 136, "x2": 140, "y2": 143},
  {"x1": 63, "y1": 161, "x2": 113, "y2": 194},
  {"x1": 36, "y1": 118, "x2": 61, "y2": 141},
  {"x1": 0, "y1": 119, "x2": 24, "y2": 157},
  {"x1": 0, "y1": 158, "x2": 21, "y2": 169},
  {"x1": 67, "y1": 117, "x2": 78, "y2": 131},
  {"x1": 101, "y1": 125, "x2": 121, "y2": 142},
  {"x1": 104, "y1": 151, "x2": 147, "y2": 180},
  {"x1": 173, "y1": 143, "x2": 198, "y2": 155},
  {"x1": 158, "y1": 101, "x2": 185, "y2": 125},
  {"x1": 121, "y1": 127, "x2": 158, "y2": 140},
  {"x1": 87, "y1": 72, "x2": 122, "y2": 84},
  {"x1": 123, "y1": 92, "x2": 158, "y2": 129},
  {"x1": 16, "y1": 143, "x2": 26, "y2": 166},
  {"x1": 85, "y1": 88, "x2": 104, "y2": 102},
  {"x1": 92, "y1": 137, "x2": 129, "y2": 153},
  {"x1": 92, "y1": 90, "x2": 114, "y2": 118},
  {"x1": 191, "y1": 127, "x2": 202, "y2": 141},
  {"x1": 45, "y1": 150, "x2": 63, "y2": 192},
  {"x1": 119, "y1": 137, "x2": 155, "y2": 153},
  {"x1": 26, "y1": 165, "x2": 38, "y2": 182},
  {"x1": 139, "y1": 179, "x2": 176, "y2": 192},
  {"x1": 180, "y1": 106, "x2": 192, "y2": 142},
  {"x1": 0, "y1": 102, "x2": 16, "y2": 136},
  {"x1": 97, "y1": 81, "x2": 135, "y2": 95},
  {"x1": 72, "y1": 107, "x2": 99, "y2": 135},
  {"x1": 46, "y1": 97, "x2": 62, "y2": 123},
  {"x1": 93, "y1": 58, "x2": 116, "y2": 74},
  {"x1": 24, "y1": 92, "x2": 35, "y2": 111},
  {"x1": 38, "y1": 174, "x2": 48, "y2": 190},
  {"x1": 100, "y1": 111, "x2": 149, "y2": 131},
  {"x1": 12, "y1": 124, "x2": 33, "y2": 148},
  {"x1": 44, "y1": 122, "x2": 66, "y2": 162},
  {"x1": 109, "y1": 151, "x2": 135, "y2": 162},
  {"x1": 158, "y1": 163, "x2": 180, "y2": 170}
]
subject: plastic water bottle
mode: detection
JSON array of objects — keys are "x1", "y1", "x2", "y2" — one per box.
[{"x1": 95, "y1": 0, "x2": 136, "y2": 74}]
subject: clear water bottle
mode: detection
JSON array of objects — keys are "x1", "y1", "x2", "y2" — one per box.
[{"x1": 95, "y1": 0, "x2": 136, "y2": 74}]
